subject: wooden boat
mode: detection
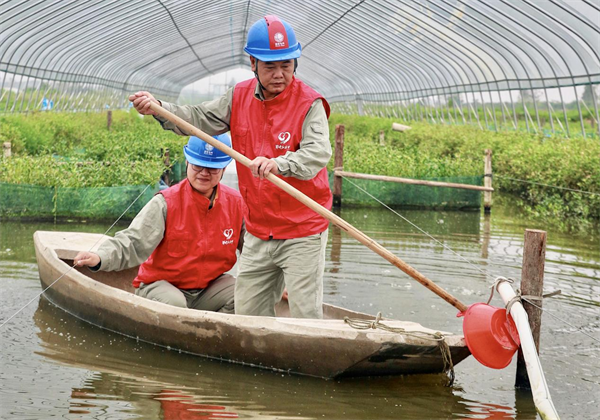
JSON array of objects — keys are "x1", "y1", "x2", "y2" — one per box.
[{"x1": 34, "y1": 230, "x2": 471, "y2": 379}]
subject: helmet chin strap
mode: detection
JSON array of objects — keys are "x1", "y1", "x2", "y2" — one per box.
[{"x1": 253, "y1": 60, "x2": 267, "y2": 91}]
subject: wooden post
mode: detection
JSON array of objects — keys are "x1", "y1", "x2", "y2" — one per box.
[
  {"x1": 333, "y1": 124, "x2": 345, "y2": 208},
  {"x1": 379, "y1": 130, "x2": 385, "y2": 146},
  {"x1": 2, "y1": 142, "x2": 11, "y2": 158},
  {"x1": 163, "y1": 147, "x2": 171, "y2": 186},
  {"x1": 515, "y1": 229, "x2": 547, "y2": 389},
  {"x1": 484, "y1": 149, "x2": 493, "y2": 213},
  {"x1": 107, "y1": 110, "x2": 112, "y2": 131}
]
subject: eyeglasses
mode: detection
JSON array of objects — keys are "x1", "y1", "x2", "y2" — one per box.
[{"x1": 189, "y1": 164, "x2": 221, "y2": 174}]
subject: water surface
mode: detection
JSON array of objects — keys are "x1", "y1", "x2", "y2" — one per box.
[{"x1": 1, "y1": 203, "x2": 598, "y2": 419}]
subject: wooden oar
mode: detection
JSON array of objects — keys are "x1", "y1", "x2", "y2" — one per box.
[{"x1": 148, "y1": 102, "x2": 468, "y2": 313}]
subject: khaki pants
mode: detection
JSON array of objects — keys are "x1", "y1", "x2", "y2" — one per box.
[
  {"x1": 136, "y1": 274, "x2": 235, "y2": 314},
  {"x1": 234, "y1": 230, "x2": 328, "y2": 318}
]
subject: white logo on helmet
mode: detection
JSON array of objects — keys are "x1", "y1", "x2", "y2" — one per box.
[
  {"x1": 222, "y1": 228, "x2": 234, "y2": 245},
  {"x1": 274, "y1": 32, "x2": 286, "y2": 47},
  {"x1": 204, "y1": 144, "x2": 214, "y2": 155}
]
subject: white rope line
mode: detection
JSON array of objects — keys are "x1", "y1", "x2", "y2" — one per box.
[
  {"x1": 490, "y1": 278, "x2": 599, "y2": 343},
  {"x1": 341, "y1": 176, "x2": 499, "y2": 283},
  {"x1": 495, "y1": 175, "x2": 599, "y2": 196},
  {"x1": 341, "y1": 175, "x2": 600, "y2": 342},
  {"x1": 0, "y1": 184, "x2": 152, "y2": 329},
  {"x1": 520, "y1": 296, "x2": 600, "y2": 343},
  {"x1": 0, "y1": 265, "x2": 78, "y2": 329}
]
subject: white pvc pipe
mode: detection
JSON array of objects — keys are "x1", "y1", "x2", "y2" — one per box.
[
  {"x1": 391, "y1": 122, "x2": 412, "y2": 132},
  {"x1": 496, "y1": 281, "x2": 560, "y2": 420}
]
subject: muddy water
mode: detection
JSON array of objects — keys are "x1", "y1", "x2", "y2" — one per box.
[{"x1": 1, "y1": 204, "x2": 598, "y2": 419}]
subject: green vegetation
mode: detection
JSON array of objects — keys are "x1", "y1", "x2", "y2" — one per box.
[
  {"x1": 1, "y1": 110, "x2": 598, "y2": 228},
  {"x1": 0, "y1": 110, "x2": 184, "y2": 187},
  {"x1": 0, "y1": 156, "x2": 165, "y2": 188},
  {"x1": 329, "y1": 114, "x2": 600, "y2": 226}
]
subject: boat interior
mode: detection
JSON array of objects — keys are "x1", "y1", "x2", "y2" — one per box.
[{"x1": 59, "y1": 256, "x2": 376, "y2": 321}]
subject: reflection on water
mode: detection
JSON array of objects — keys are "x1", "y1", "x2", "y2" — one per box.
[
  {"x1": 31, "y1": 298, "x2": 511, "y2": 420},
  {"x1": 1, "y1": 201, "x2": 598, "y2": 419}
]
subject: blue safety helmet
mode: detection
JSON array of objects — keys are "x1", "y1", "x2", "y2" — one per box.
[
  {"x1": 244, "y1": 15, "x2": 301, "y2": 62},
  {"x1": 183, "y1": 134, "x2": 232, "y2": 169}
]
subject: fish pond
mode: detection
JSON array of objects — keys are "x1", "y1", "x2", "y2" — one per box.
[{"x1": 0, "y1": 200, "x2": 598, "y2": 420}]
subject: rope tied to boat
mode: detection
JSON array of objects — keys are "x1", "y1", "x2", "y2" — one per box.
[{"x1": 344, "y1": 312, "x2": 455, "y2": 386}]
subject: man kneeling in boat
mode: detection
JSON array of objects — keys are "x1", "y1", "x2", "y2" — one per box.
[{"x1": 73, "y1": 135, "x2": 245, "y2": 313}]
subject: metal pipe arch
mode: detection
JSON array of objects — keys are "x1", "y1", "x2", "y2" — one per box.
[{"x1": 486, "y1": 1, "x2": 584, "y2": 136}]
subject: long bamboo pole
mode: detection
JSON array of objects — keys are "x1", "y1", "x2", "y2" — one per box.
[{"x1": 148, "y1": 102, "x2": 469, "y2": 313}]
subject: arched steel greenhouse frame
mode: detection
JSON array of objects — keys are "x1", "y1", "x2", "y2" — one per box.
[{"x1": 1, "y1": 0, "x2": 599, "y2": 137}]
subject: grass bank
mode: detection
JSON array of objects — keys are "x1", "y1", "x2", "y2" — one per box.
[
  {"x1": 0, "y1": 110, "x2": 183, "y2": 187},
  {"x1": 328, "y1": 114, "x2": 600, "y2": 228},
  {"x1": 1, "y1": 111, "x2": 598, "y2": 228}
]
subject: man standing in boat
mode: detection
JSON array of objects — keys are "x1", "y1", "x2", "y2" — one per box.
[
  {"x1": 74, "y1": 135, "x2": 245, "y2": 313},
  {"x1": 129, "y1": 15, "x2": 332, "y2": 319}
]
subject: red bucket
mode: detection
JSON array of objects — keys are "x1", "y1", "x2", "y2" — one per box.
[{"x1": 458, "y1": 303, "x2": 520, "y2": 369}]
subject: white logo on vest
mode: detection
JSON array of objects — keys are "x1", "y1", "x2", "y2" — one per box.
[
  {"x1": 276, "y1": 132, "x2": 291, "y2": 150},
  {"x1": 222, "y1": 228, "x2": 234, "y2": 245}
]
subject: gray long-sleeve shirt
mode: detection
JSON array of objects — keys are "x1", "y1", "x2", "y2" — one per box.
[
  {"x1": 95, "y1": 193, "x2": 245, "y2": 272},
  {"x1": 95, "y1": 195, "x2": 167, "y2": 271},
  {"x1": 156, "y1": 82, "x2": 331, "y2": 181}
]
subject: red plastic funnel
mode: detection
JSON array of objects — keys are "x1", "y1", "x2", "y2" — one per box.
[{"x1": 458, "y1": 303, "x2": 520, "y2": 369}]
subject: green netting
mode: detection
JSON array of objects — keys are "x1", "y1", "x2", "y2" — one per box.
[
  {"x1": 329, "y1": 175, "x2": 483, "y2": 210},
  {"x1": 1, "y1": 173, "x2": 483, "y2": 221},
  {"x1": 170, "y1": 160, "x2": 186, "y2": 184},
  {"x1": 0, "y1": 182, "x2": 159, "y2": 220},
  {"x1": 0, "y1": 183, "x2": 56, "y2": 218}
]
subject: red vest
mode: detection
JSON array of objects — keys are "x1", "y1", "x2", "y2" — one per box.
[
  {"x1": 231, "y1": 77, "x2": 332, "y2": 240},
  {"x1": 134, "y1": 179, "x2": 244, "y2": 289}
]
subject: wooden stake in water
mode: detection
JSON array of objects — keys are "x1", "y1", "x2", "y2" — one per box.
[{"x1": 516, "y1": 229, "x2": 547, "y2": 389}]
